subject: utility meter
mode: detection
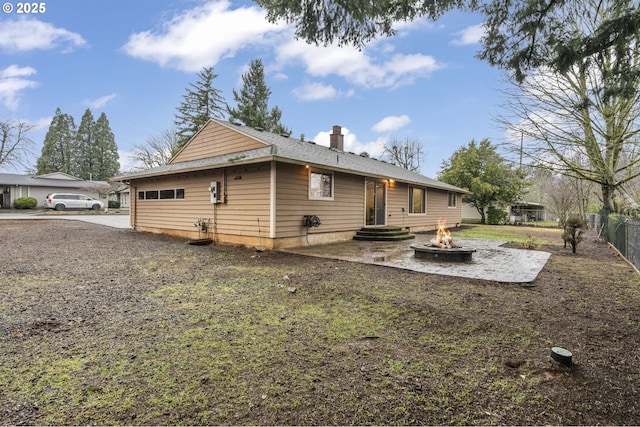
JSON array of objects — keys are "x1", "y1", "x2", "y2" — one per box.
[{"x1": 209, "y1": 181, "x2": 219, "y2": 204}]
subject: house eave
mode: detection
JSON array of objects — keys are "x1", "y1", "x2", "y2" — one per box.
[
  {"x1": 277, "y1": 157, "x2": 467, "y2": 193},
  {"x1": 113, "y1": 155, "x2": 277, "y2": 182},
  {"x1": 115, "y1": 154, "x2": 468, "y2": 194}
]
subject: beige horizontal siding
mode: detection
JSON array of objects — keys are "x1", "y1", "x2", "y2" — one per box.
[
  {"x1": 427, "y1": 189, "x2": 462, "y2": 224},
  {"x1": 171, "y1": 122, "x2": 266, "y2": 163},
  {"x1": 387, "y1": 183, "x2": 462, "y2": 231},
  {"x1": 130, "y1": 157, "x2": 464, "y2": 247},
  {"x1": 275, "y1": 163, "x2": 364, "y2": 238},
  {"x1": 132, "y1": 164, "x2": 271, "y2": 238}
]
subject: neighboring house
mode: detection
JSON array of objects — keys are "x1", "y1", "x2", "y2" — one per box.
[
  {"x1": 510, "y1": 202, "x2": 546, "y2": 222},
  {"x1": 462, "y1": 203, "x2": 483, "y2": 223},
  {"x1": 0, "y1": 172, "x2": 110, "y2": 209},
  {"x1": 108, "y1": 183, "x2": 130, "y2": 209},
  {"x1": 115, "y1": 119, "x2": 467, "y2": 249}
]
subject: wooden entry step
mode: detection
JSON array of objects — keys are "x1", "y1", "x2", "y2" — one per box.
[{"x1": 353, "y1": 226, "x2": 416, "y2": 241}]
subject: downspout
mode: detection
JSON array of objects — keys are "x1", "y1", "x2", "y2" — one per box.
[
  {"x1": 270, "y1": 160, "x2": 276, "y2": 240},
  {"x1": 222, "y1": 167, "x2": 228, "y2": 203},
  {"x1": 126, "y1": 181, "x2": 136, "y2": 229}
]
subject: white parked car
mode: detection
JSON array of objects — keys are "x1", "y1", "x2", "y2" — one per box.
[{"x1": 44, "y1": 193, "x2": 104, "y2": 211}]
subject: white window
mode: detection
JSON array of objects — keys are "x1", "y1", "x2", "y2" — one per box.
[{"x1": 309, "y1": 170, "x2": 333, "y2": 200}]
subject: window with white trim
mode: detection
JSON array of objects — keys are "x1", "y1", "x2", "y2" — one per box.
[
  {"x1": 409, "y1": 186, "x2": 426, "y2": 214},
  {"x1": 309, "y1": 170, "x2": 333, "y2": 200}
]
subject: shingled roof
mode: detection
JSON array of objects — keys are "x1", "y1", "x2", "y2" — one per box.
[
  {"x1": 119, "y1": 119, "x2": 467, "y2": 194},
  {"x1": 0, "y1": 172, "x2": 110, "y2": 190}
]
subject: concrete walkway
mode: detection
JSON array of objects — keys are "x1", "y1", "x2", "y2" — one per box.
[
  {"x1": 285, "y1": 233, "x2": 551, "y2": 284},
  {"x1": 0, "y1": 210, "x2": 131, "y2": 229}
]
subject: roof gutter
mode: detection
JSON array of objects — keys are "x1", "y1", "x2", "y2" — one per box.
[
  {"x1": 110, "y1": 156, "x2": 275, "y2": 182},
  {"x1": 270, "y1": 156, "x2": 469, "y2": 194},
  {"x1": 112, "y1": 154, "x2": 468, "y2": 194}
]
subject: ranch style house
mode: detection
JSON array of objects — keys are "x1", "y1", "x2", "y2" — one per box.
[
  {"x1": 115, "y1": 119, "x2": 467, "y2": 249},
  {"x1": 0, "y1": 172, "x2": 109, "y2": 209}
]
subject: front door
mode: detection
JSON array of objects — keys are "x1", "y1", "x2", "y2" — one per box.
[{"x1": 365, "y1": 179, "x2": 386, "y2": 226}]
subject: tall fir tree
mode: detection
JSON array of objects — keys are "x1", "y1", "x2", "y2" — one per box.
[
  {"x1": 75, "y1": 108, "x2": 96, "y2": 179},
  {"x1": 174, "y1": 66, "x2": 226, "y2": 147},
  {"x1": 36, "y1": 108, "x2": 77, "y2": 175},
  {"x1": 227, "y1": 58, "x2": 291, "y2": 134},
  {"x1": 91, "y1": 112, "x2": 120, "y2": 180}
]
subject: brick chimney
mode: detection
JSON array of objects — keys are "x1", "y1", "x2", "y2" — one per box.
[{"x1": 329, "y1": 125, "x2": 344, "y2": 151}]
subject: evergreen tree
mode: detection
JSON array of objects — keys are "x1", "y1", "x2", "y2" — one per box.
[
  {"x1": 174, "y1": 66, "x2": 226, "y2": 147},
  {"x1": 438, "y1": 139, "x2": 526, "y2": 224},
  {"x1": 227, "y1": 58, "x2": 291, "y2": 134},
  {"x1": 36, "y1": 108, "x2": 77, "y2": 175},
  {"x1": 92, "y1": 112, "x2": 120, "y2": 180},
  {"x1": 75, "y1": 108, "x2": 96, "y2": 179},
  {"x1": 268, "y1": 105, "x2": 290, "y2": 135},
  {"x1": 257, "y1": 0, "x2": 640, "y2": 93}
]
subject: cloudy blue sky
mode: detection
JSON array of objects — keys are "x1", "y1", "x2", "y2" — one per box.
[{"x1": 0, "y1": 0, "x2": 510, "y2": 177}]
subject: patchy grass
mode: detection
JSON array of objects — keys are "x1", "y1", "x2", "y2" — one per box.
[
  {"x1": 520, "y1": 220, "x2": 559, "y2": 227},
  {"x1": 0, "y1": 220, "x2": 639, "y2": 425},
  {"x1": 456, "y1": 223, "x2": 562, "y2": 245}
]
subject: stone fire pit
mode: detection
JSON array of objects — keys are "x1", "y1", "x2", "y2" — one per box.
[
  {"x1": 410, "y1": 243, "x2": 476, "y2": 262},
  {"x1": 411, "y1": 219, "x2": 476, "y2": 262}
]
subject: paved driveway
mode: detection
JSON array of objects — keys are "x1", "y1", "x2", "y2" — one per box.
[{"x1": 0, "y1": 210, "x2": 131, "y2": 229}]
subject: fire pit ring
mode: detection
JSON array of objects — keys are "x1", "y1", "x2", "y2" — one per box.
[
  {"x1": 410, "y1": 219, "x2": 476, "y2": 262},
  {"x1": 411, "y1": 243, "x2": 476, "y2": 262}
]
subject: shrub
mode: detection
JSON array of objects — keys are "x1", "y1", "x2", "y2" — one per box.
[
  {"x1": 108, "y1": 200, "x2": 121, "y2": 209},
  {"x1": 13, "y1": 197, "x2": 38, "y2": 209},
  {"x1": 487, "y1": 206, "x2": 508, "y2": 225},
  {"x1": 562, "y1": 215, "x2": 587, "y2": 253},
  {"x1": 625, "y1": 205, "x2": 640, "y2": 220},
  {"x1": 518, "y1": 234, "x2": 540, "y2": 249}
]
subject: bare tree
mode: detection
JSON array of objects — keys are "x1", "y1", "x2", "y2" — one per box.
[
  {"x1": 498, "y1": 0, "x2": 640, "y2": 214},
  {"x1": 545, "y1": 175, "x2": 579, "y2": 227},
  {"x1": 130, "y1": 128, "x2": 181, "y2": 171},
  {"x1": 0, "y1": 119, "x2": 36, "y2": 171},
  {"x1": 383, "y1": 137, "x2": 424, "y2": 172}
]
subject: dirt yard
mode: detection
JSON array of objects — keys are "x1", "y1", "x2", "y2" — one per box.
[{"x1": 1, "y1": 220, "x2": 639, "y2": 425}]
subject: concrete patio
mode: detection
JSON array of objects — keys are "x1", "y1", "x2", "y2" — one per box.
[{"x1": 284, "y1": 233, "x2": 551, "y2": 284}]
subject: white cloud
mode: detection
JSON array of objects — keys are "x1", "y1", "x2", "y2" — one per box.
[
  {"x1": 84, "y1": 93, "x2": 118, "y2": 109},
  {"x1": 32, "y1": 115, "x2": 52, "y2": 130},
  {"x1": 0, "y1": 65, "x2": 39, "y2": 110},
  {"x1": 122, "y1": 0, "x2": 287, "y2": 71},
  {"x1": 272, "y1": 72, "x2": 288, "y2": 81},
  {"x1": 372, "y1": 115, "x2": 411, "y2": 133},
  {"x1": 275, "y1": 38, "x2": 443, "y2": 89},
  {"x1": 0, "y1": 18, "x2": 87, "y2": 52},
  {"x1": 292, "y1": 82, "x2": 338, "y2": 101},
  {"x1": 313, "y1": 127, "x2": 387, "y2": 157},
  {"x1": 121, "y1": 0, "x2": 442, "y2": 92},
  {"x1": 0, "y1": 64, "x2": 36, "y2": 79},
  {"x1": 450, "y1": 23, "x2": 485, "y2": 46},
  {"x1": 394, "y1": 16, "x2": 437, "y2": 34}
]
